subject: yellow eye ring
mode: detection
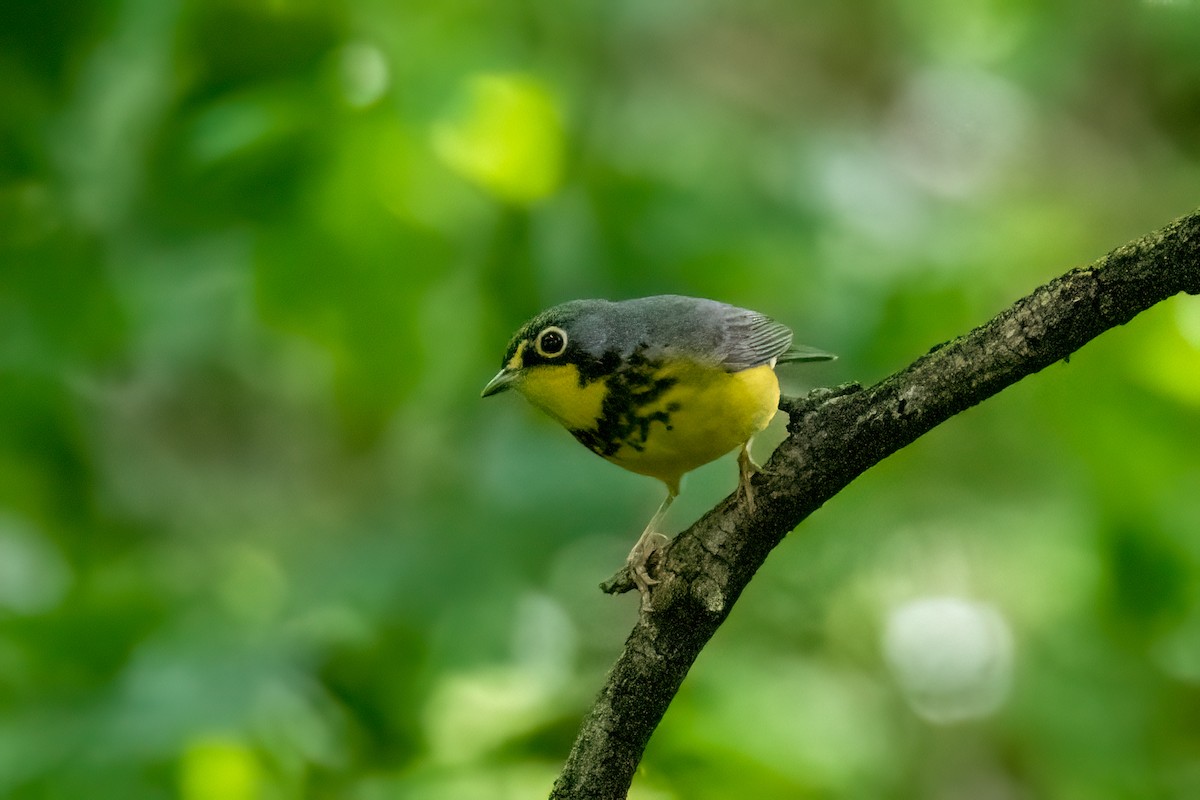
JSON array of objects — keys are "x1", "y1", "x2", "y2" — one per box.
[{"x1": 535, "y1": 326, "x2": 568, "y2": 358}]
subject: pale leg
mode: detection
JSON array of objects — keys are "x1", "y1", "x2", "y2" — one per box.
[
  {"x1": 626, "y1": 490, "x2": 675, "y2": 610},
  {"x1": 737, "y1": 439, "x2": 759, "y2": 512}
]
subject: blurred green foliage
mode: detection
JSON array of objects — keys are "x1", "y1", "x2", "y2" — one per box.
[{"x1": 2, "y1": 0, "x2": 1200, "y2": 797}]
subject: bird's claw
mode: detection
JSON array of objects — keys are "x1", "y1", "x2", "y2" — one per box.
[{"x1": 627, "y1": 531, "x2": 669, "y2": 610}]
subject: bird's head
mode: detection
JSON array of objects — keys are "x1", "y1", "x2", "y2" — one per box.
[
  {"x1": 484, "y1": 303, "x2": 573, "y2": 396},
  {"x1": 481, "y1": 300, "x2": 616, "y2": 430}
]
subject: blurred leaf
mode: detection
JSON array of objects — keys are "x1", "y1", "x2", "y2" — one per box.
[
  {"x1": 180, "y1": 736, "x2": 264, "y2": 800},
  {"x1": 0, "y1": 231, "x2": 127, "y2": 365},
  {"x1": 0, "y1": 373, "x2": 92, "y2": 528},
  {"x1": 253, "y1": 223, "x2": 446, "y2": 443},
  {"x1": 1104, "y1": 522, "x2": 1190, "y2": 636},
  {"x1": 433, "y1": 73, "x2": 565, "y2": 206}
]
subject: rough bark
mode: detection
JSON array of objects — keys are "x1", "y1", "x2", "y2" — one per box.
[{"x1": 549, "y1": 209, "x2": 1200, "y2": 800}]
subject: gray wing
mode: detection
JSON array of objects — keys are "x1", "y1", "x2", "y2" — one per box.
[
  {"x1": 573, "y1": 296, "x2": 833, "y2": 372},
  {"x1": 682, "y1": 300, "x2": 836, "y2": 369},
  {"x1": 604, "y1": 296, "x2": 794, "y2": 371},
  {"x1": 717, "y1": 308, "x2": 796, "y2": 370}
]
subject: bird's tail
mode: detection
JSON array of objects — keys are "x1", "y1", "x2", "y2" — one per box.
[{"x1": 777, "y1": 345, "x2": 837, "y2": 364}]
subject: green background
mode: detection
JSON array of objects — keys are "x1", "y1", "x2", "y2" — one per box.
[{"x1": 3, "y1": 0, "x2": 1200, "y2": 797}]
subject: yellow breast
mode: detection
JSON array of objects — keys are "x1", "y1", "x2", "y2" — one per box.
[
  {"x1": 604, "y1": 361, "x2": 779, "y2": 492},
  {"x1": 515, "y1": 358, "x2": 780, "y2": 494}
]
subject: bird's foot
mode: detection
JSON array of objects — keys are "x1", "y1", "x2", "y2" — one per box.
[
  {"x1": 736, "y1": 444, "x2": 760, "y2": 513},
  {"x1": 626, "y1": 531, "x2": 669, "y2": 611}
]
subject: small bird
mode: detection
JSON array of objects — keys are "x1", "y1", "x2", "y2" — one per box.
[{"x1": 482, "y1": 295, "x2": 834, "y2": 608}]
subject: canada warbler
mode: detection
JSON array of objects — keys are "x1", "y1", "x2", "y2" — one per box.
[{"x1": 482, "y1": 295, "x2": 834, "y2": 608}]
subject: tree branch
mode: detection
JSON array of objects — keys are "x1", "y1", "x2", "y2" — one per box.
[{"x1": 549, "y1": 209, "x2": 1200, "y2": 800}]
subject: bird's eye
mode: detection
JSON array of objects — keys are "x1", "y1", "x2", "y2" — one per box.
[{"x1": 536, "y1": 326, "x2": 567, "y2": 357}]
